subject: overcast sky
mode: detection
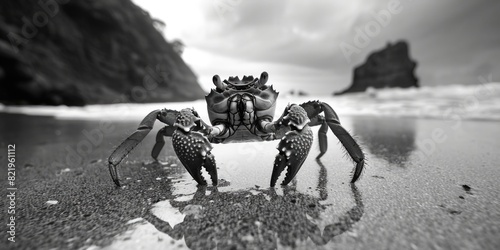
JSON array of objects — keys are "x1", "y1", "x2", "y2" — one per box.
[{"x1": 133, "y1": 0, "x2": 500, "y2": 95}]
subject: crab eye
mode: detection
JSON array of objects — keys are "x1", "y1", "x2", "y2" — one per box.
[{"x1": 192, "y1": 110, "x2": 199, "y2": 117}]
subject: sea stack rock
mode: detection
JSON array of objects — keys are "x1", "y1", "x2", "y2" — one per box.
[
  {"x1": 335, "y1": 41, "x2": 418, "y2": 95},
  {"x1": 0, "y1": 0, "x2": 205, "y2": 106}
]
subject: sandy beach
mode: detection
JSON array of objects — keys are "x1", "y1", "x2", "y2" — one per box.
[
  {"x1": 1, "y1": 112, "x2": 499, "y2": 250},
  {"x1": 2, "y1": 0, "x2": 499, "y2": 249}
]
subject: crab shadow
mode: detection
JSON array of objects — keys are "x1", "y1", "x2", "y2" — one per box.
[{"x1": 143, "y1": 159, "x2": 364, "y2": 249}]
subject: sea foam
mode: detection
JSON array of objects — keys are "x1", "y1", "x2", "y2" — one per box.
[{"x1": 1, "y1": 83, "x2": 499, "y2": 121}]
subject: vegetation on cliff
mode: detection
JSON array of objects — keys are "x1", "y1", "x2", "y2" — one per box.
[{"x1": 0, "y1": 0, "x2": 205, "y2": 106}]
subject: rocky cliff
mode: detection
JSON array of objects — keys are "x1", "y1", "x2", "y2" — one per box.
[
  {"x1": 335, "y1": 41, "x2": 418, "y2": 95},
  {"x1": 0, "y1": 0, "x2": 205, "y2": 106}
]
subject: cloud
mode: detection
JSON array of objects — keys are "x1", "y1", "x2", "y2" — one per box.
[
  {"x1": 134, "y1": 0, "x2": 500, "y2": 94},
  {"x1": 192, "y1": 0, "x2": 381, "y2": 67}
]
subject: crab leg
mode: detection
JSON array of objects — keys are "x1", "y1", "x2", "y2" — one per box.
[
  {"x1": 270, "y1": 105, "x2": 313, "y2": 186},
  {"x1": 151, "y1": 126, "x2": 176, "y2": 161},
  {"x1": 323, "y1": 103, "x2": 364, "y2": 183},
  {"x1": 108, "y1": 109, "x2": 161, "y2": 186},
  {"x1": 315, "y1": 117, "x2": 329, "y2": 159},
  {"x1": 302, "y1": 102, "x2": 365, "y2": 183}
]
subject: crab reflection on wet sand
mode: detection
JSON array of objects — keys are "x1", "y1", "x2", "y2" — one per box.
[
  {"x1": 108, "y1": 72, "x2": 365, "y2": 187},
  {"x1": 139, "y1": 159, "x2": 363, "y2": 249}
]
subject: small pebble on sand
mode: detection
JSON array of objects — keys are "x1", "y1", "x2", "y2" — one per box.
[{"x1": 46, "y1": 200, "x2": 59, "y2": 205}]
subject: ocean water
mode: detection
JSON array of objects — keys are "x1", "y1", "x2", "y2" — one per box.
[{"x1": 1, "y1": 83, "x2": 499, "y2": 121}]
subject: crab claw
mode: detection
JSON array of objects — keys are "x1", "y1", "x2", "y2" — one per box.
[
  {"x1": 172, "y1": 109, "x2": 218, "y2": 185},
  {"x1": 271, "y1": 105, "x2": 313, "y2": 186},
  {"x1": 172, "y1": 131, "x2": 217, "y2": 185}
]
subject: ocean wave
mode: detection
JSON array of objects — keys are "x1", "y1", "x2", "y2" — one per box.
[
  {"x1": 327, "y1": 82, "x2": 500, "y2": 121},
  {"x1": 1, "y1": 83, "x2": 499, "y2": 121}
]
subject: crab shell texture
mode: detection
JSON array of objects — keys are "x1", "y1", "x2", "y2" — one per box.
[{"x1": 205, "y1": 72, "x2": 278, "y2": 129}]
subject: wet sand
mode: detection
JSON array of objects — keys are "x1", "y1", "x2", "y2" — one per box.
[{"x1": 1, "y1": 113, "x2": 499, "y2": 249}]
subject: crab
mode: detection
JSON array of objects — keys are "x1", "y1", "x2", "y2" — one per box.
[{"x1": 108, "y1": 72, "x2": 365, "y2": 187}]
